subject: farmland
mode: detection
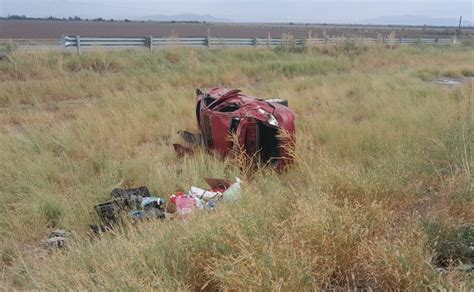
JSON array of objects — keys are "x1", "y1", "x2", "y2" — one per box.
[
  {"x1": 0, "y1": 42, "x2": 473, "y2": 290},
  {"x1": 1, "y1": 19, "x2": 472, "y2": 40}
]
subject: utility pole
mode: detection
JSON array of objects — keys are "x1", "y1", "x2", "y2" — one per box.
[{"x1": 455, "y1": 16, "x2": 462, "y2": 40}]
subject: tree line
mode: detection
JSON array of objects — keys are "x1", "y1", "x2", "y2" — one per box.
[
  {"x1": 0, "y1": 15, "x2": 132, "y2": 22},
  {"x1": 0, "y1": 15, "x2": 205, "y2": 24}
]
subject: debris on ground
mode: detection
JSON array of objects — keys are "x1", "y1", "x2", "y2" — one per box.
[
  {"x1": 90, "y1": 186, "x2": 166, "y2": 233},
  {"x1": 111, "y1": 186, "x2": 151, "y2": 202},
  {"x1": 222, "y1": 178, "x2": 242, "y2": 202},
  {"x1": 128, "y1": 197, "x2": 166, "y2": 220},
  {"x1": 178, "y1": 130, "x2": 203, "y2": 145},
  {"x1": 171, "y1": 177, "x2": 241, "y2": 216},
  {"x1": 90, "y1": 178, "x2": 242, "y2": 233},
  {"x1": 175, "y1": 88, "x2": 296, "y2": 169},
  {"x1": 40, "y1": 229, "x2": 71, "y2": 250},
  {"x1": 172, "y1": 143, "x2": 194, "y2": 157}
]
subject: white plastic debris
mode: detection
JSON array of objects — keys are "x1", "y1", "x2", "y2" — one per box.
[
  {"x1": 189, "y1": 186, "x2": 222, "y2": 200},
  {"x1": 223, "y1": 177, "x2": 242, "y2": 202}
]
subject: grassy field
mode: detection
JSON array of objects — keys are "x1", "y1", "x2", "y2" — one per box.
[{"x1": 0, "y1": 43, "x2": 473, "y2": 290}]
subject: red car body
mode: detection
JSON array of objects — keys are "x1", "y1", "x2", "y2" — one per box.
[{"x1": 196, "y1": 87, "x2": 296, "y2": 168}]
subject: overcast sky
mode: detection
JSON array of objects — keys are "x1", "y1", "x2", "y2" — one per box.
[{"x1": 1, "y1": 0, "x2": 472, "y2": 23}]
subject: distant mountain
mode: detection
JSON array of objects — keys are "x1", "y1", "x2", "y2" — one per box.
[
  {"x1": 138, "y1": 14, "x2": 231, "y2": 23},
  {"x1": 360, "y1": 15, "x2": 473, "y2": 27}
]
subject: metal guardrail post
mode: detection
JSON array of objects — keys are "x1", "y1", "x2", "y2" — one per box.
[
  {"x1": 307, "y1": 29, "x2": 312, "y2": 48},
  {"x1": 148, "y1": 36, "x2": 153, "y2": 51},
  {"x1": 76, "y1": 35, "x2": 81, "y2": 54},
  {"x1": 206, "y1": 28, "x2": 211, "y2": 48},
  {"x1": 253, "y1": 37, "x2": 258, "y2": 48}
]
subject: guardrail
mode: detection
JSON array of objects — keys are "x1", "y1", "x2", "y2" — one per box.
[{"x1": 62, "y1": 35, "x2": 459, "y2": 53}]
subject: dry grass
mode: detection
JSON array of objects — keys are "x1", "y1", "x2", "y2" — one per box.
[{"x1": 0, "y1": 43, "x2": 473, "y2": 290}]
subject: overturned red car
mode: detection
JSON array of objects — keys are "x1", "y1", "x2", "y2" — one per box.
[{"x1": 193, "y1": 87, "x2": 296, "y2": 168}]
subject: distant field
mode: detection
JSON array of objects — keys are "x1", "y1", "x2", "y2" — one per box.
[
  {"x1": 0, "y1": 43, "x2": 473, "y2": 290},
  {"x1": 1, "y1": 20, "x2": 472, "y2": 39}
]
